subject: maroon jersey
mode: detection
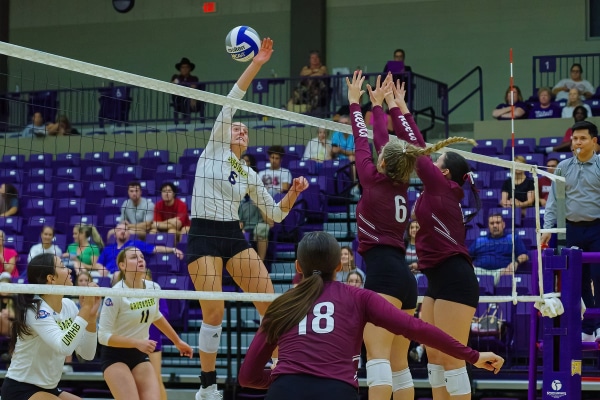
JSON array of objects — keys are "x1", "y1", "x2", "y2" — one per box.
[
  {"x1": 238, "y1": 281, "x2": 480, "y2": 389},
  {"x1": 413, "y1": 157, "x2": 471, "y2": 269},
  {"x1": 350, "y1": 103, "x2": 424, "y2": 254}
]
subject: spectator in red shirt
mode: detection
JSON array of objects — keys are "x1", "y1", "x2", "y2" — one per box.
[
  {"x1": 150, "y1": 182, "x2": 191, "y2": 238},
  {"x1": 539, "y1": 158, "x2": 558, "y2": 207},
  {"x1": 0, "y1": 230, "x2": 18, "y2": 278}
]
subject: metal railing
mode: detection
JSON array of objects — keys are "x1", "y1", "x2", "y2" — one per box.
[
  {"x1": 532, "y1": 53, "x2": 600, "y2": 97},
  {"x1": 447, "y1": 66, "x2": 484, "y2": 130}
]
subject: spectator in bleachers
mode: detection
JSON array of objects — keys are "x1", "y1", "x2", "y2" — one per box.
[
  {"x1": 561, "y1": 88, "x2": 593, "y2": 119},
  {"x1": 405, "y1": 220, "x2": 420, "y2": 275},
  {"x1": 171, "y1": 57, "x2": 200, "y2": 125},
  {"x1": 0, "y1": 272, "x2": 15, "y2": 337},
  {"x1": 116, "y1": 181, "x2": 155, "y2": 241},
  {"x1": 28, "y1": 225, "x2": 63, "y2": 263},
  {"x1": 62, "y1": 224, "x2": 104, "y2": 276},
  {"x1": 97, "y1": 223, "x2": 183, "y2": 279},
  {"x1": 241, "y1": 153, "x2": 259, "y2": 172},
  {"x1": 538, "y1": 158, "x2": 558, "y2": 207},
  {"x1": 46, "y1": 114, "x2": 80, "y2": 136},
  {"x1": 336, "y1": 246, "x2": 365, "y2": 284},
  {"x1": 302, "y1": 127, "x2": 332, "y2": 163},
  {"x1": 150, "y1": 182, "x2": 191, "y2": 238},
  {"x1": 19, "y1": 111, "x2": 46, "y2": 137},
  {"x1": 528, "y1": 87, "x2": 561, "y2": 119},
  {"x1": 542, "y1": 105, "x2": 589, "y2": 153},
  {"x1": 75, "y1": 269, "x2": 92, "y2": 287},
  {"x1": 331, "y1": 115, "x2": 355, "y2": 161},
  {"x1": 258, "y1": 145, "x2": 292, "y2": 196},
  {"x1": 98, "y1": 247, "x2": 193, "y2": 400},
  {"x1": 239, "y1": 194, "x2": 272, "y2": 262},
  {"x1": 0, "y1": 230, "x2": 18, "y2": 278},
  {"x1": 0, "y1": 183, "x2": 19, "y2": 217},
  {"x1": 500, "y1": 156, "x2": 535, "y2": 210},
  {"x1": 552, "y1": 63, "x2": 595, "y2": 101},
  {"x1": 469, "y1": 214, "x2": 529, "y2": 285},
  {"x1": 383, "y1": 48, "x2": 412, "y2": 73},
  {"x1": 299, "y1": 50, "x2": 329, "y2": 112},
  {"x1": 346, "y1": 271, "x2": 364, "y2": 288},
  {"x1": 492, "y1": 86, "x2": 528, "y2": 120}
]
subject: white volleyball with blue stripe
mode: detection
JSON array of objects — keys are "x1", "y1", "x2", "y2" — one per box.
[{"x1": 225, "y1": 26, "x2": 261, "y2": 62}]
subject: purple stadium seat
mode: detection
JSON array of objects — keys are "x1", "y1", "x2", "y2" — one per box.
[
  {"x1": 27, "y1": 168, "x2": 52, "y2": 184},
  {"x1": 491, "y1": 170, "x2": 511, "y2": 189},
  {"x1": 83, "y1": 166, "x2": 112, "y2": 182},
  {"x1": 23, "y1": 198, "x2": 54, "y2": 216},
  {"x1": 4, "y1": 234, "x2": 24, "y2": 253},
  {"x1": 547, "y1": 152, "x2": 570, "y2": 163},
  {"x1": 538, "y1": 136, "x2": 563, "y2": 148},
  {"x1": 0, "y1": 169, "x2": 24, "y2": 184},
  {"x1": 69, "y1": 215, "x2": 98, "y2": 230},
  {"x1": 479, "y1": 188, "x2": 501, "y2": 208},
  {"x1": 24, "y1": 182, "x2": 53, "y2": 198},
  {"x1": 0, "y1": 217, "x2": 23, "y2": 234},
  {"x1": 139, "y1": 180, "x2": 156, "y2": 197},
  {"x1": 112, "y1": 150, "x2": 139, "y2": 166},
  {"x1": 146, "y1": 233, "x2": 176, "y2": 248},
  {"x1": 81, "y1": 151, "x2": 110, "y2": 170},
  {"x1": 463, "y1": 208, "x2": 485, "y2": 228},
  {"x1": 244, "y1": 146, "x2": 268, "y2": 163},
  {"x1": 523, "y1": 207, "x2": 544, "y2": 228},
  {"x1": 56, "y1": 182, "x2": 83, "y2": 198},
  {"x1": 180, "y1": 148, "x2": 203, "y2": 173},
  {"x1": 466, "y1": 227, "x2": 488, "y2": 246},
  {"x1": 97, "y1": 197, "x2": 124, "y2": 221},
  {"x1": 504, "y1": 138, "x2": 536, "y2": 154},
  {"x1": 283, "y1": 144, "x2": 305, "y2": 161},
  {"x1": 1, "y1": 154, "x2": 25, "y2": 169},
  {"x1": 155, "y1": 164, "x2": 183, "y2": 185},
  {"x1": 474, "y1": 139, "x2": 503, "y2": 155},
  {"x1": 26, "y1": 153, "x2": 52, "y2": 169},
  {"x1": 114, "y1": 165, "x2": 142, "y2": 183},
  {"x1": 156, "y1": 274, "x2": 190, "y2": 330},
  {"x1": 476, "y1": 274, "x2": 495, "y2": 295},
  {"x1": 53, "y1": 234, "x2": 67, "y2": 251},
  {"x1": 416, "y1": 274, "x2": 428, "y2": 296},
  {"x1": 298, "y1": 178, "x2": 326, "y2": 222},
  {"x1": 140, "y1": 150, "x2": 170, "y2": 179},
  {"x1": 58, "y1": 198, "x2": 86, "y2": 215},
  {"x1": 23, "y1": 216, "x2": 56, "y2": 246},
  {"x1": 170, "y1": 179, "x2": 190, "y2": 195},
  {"x1": 514, "y1": 227, "x2": 536, "y2": 249},
  {"x1": 523, "y1": 153, "x2": 544, "y2": 166},
  {"x1": 103, "y1": 214, "x2": 122, "y2": 232},
  {"x1": 470, "y1": 170, "x2": 491, "y2": 188},
  {"x1": 54, "y1": 152, "x2": 81, "y2": 168},
  {"x1": 496, "y1": 274, "x2": 532, "y2": 295},
  {"x1": 92, "y1": 276, "x2": 112, "y2": 287},
  {"x1": 55, "y1": 167, "x2": 81, "y2": 184},
  {"x1": 288, "y1": 160, "x2": 317, "y2": 177},
  {"x1": 146, "y1": 253, "x2": 180, "y2": 274},
  {"x1": 98, "y1": 86, "x2": 132, "y2": 128}
]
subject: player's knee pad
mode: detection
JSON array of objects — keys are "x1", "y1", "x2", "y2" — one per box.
[
  {"x1": 366, "y1": 359, "x2": 392, "y2": 387},
  {"x1": 427, "y1": 363, "x2": 445, "y2": 388},
  {"x1": 444, "y1": 367, "x2": 471, "y2": 396},
  {"x1": 392, "y1": 368, "x2": 414, "y2": 391},
  {"x1": 198, "y1": 322, "x2": 222, "y2": 354}
]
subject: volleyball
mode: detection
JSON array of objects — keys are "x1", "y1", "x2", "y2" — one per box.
[{"x1": 225, "y1": 26, "x2": 261, "y2": 62}]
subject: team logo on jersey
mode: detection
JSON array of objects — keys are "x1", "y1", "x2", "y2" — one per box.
[
  {"x1": 105, "y1": 298, "x2": 114, "y2": 307},
  {"x1": 227, "y1": 156, "x2": 248, "y2": 178},
  {"x1": 36, "y1": 310, "x2": 51, "y2": 319}
]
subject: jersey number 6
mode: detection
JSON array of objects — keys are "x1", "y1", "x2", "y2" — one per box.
[{"x1": 394, "y1": 195, "x2": 407, "y2": 223}]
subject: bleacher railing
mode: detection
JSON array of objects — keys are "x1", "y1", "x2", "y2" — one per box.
[
  {"x1": 532, "y1": 52, "x2": 600, "y2": 97},
  {"x1": 0, "y1": 71, "x2": 451, "y2": 135}
]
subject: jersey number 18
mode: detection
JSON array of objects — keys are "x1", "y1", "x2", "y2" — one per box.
[{"x1": 298, "y1": 301, "x2": 335, "y2": 335}]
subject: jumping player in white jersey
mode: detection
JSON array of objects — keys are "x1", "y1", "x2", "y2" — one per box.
[
  {"x1": 187, "y1": 38, "x2": 309, "y2": 400},
  {"x1": 1, "y1": 254, "x2": 101, "y2": 400},
  {"x1": 99, "y1": 247, "x2": 193, "y2": 400}
]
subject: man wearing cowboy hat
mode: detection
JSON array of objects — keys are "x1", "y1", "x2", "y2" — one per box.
[{"x1": 171, "y1": 57, "x2": 204, "y2": 124}]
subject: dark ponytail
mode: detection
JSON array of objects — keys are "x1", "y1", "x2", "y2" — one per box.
[
  {"x1": 9, "y1": 254, "x2": 56, "y2": 353},
  {"x1": 261, "y1": 232, "x2": 340, "y2": 344},
  {"x1": 442, "y1": 151, "x2": 481, "y2": 224}
]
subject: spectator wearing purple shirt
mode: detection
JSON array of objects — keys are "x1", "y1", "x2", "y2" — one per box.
[
  {"x1": 238, "y1": 231, "x2": 504, "y2": 400},
  {"x1": 413, "y1": 148, "x2": 482, "y2": 399},
  {"x1": 528, "y1": 87, "x2": 561, "y2": 119},
  {"x1": 492, "y1": 86, "x2": 528, "y2": 120},
  {"x1": 348, "y1": 73, "x2": 422, "y2": 400}
]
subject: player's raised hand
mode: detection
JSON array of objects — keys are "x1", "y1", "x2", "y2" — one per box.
[
  {"x1": 346, "y1": 70, "x2": 365, "y2": 105},
  {"x1": 367, "y1": 74, "x2": 393, "y2": 107},
  {"x1": 253, "y1": 38, "x2": 274, "y2": 66}
]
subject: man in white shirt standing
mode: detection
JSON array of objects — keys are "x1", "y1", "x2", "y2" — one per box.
[{"x1": 258, "y1": 145, "x2": 293, "y2": 197}]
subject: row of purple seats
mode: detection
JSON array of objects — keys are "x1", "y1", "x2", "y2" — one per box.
[{"x1": 417, "y1": 273, "x2": 532, "y2": 296}]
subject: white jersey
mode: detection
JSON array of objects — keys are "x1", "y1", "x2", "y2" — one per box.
[
  {"x1": 6, "y1": 297, "x2": 97, "y2": 389},
  {"x1": 98, "y1": 279, "x2": 163, "y2": 346},
  {"x1": 191, "y1": 84, "x2": 288, "y2": 223}
]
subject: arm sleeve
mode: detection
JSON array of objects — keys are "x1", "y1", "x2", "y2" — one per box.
[
  {"x1": 331, "y1": 132, "x2": 341, "y2": 147},
  {"x1": 120, "y1": 201, "x2": 127, "y2": 222},
  {"x1": 98, "y1": 297, "x2": 119, "y2": 345},
  {"x1": 28, "y1": 307, "x2": 90, "y2": 357},
  {"x1": 176, "y1": 200, "x2": 189, "y2": 221},
  {"x1": 372, "y1": 106, "x2": 390, "y2": 154},
  {"x1": 75, "y1": 330, "x2": 98, "y2": 360},
  {"x1": 349, "y1": 103, "x2": 379, "y2": 185},
  {"x1": 248, "y1": 173, "x2": 288, "y2": 223},
  {"x1": 415, "y1": 156, "x2": 448, "y2": 190},
  {"x1": 515, "y1": 237, "x2": 527, "y2": 259},
  {"x1": 153, "y1": 202, "x2": 161, "y2": 222},
  {"x1": 501, "y1": 179, "x2": 511, "y2": 194},
  {"x1": 389, "y1": 107, "x2": 427, "y2": 147},
  {"x1": 543, "y1": 170, "x2": 560, "y2": 229},
  {"x1": 204, "y1": 84, "x2": 246, "y2": 157},
  {"x1": 238, "y1": 328, "x2": 276, "y2": 389},
  {"x1": 362, "y1": 290, "x2": 480, "y2": 364},
  {"x1": 144, "y1": 200, "x2": 155, "y2": 222}
]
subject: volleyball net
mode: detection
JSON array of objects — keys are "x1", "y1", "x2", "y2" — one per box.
[{"x1": 0, "y1": 41, "x2": 567, "y2": 310}]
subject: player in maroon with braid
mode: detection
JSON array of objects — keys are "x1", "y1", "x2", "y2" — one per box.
[
  {"x1": 238, "y1": 231, "x2": 503, "y2": 400},
  {"x1": 413, "y1": 135, "x2": 482, "y2": 398}
]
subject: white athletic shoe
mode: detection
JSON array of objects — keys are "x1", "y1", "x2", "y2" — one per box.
[
  {"x1": 582, "y1": 332, "x2": 595, "y2": 342},
  {"x1": 196, "y1": 384, "x2": 223, "y2": 400}
]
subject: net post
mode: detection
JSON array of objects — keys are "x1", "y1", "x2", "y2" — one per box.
[{"x1": 541, "y1": 247, "x2": 582, "y2": 400}]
